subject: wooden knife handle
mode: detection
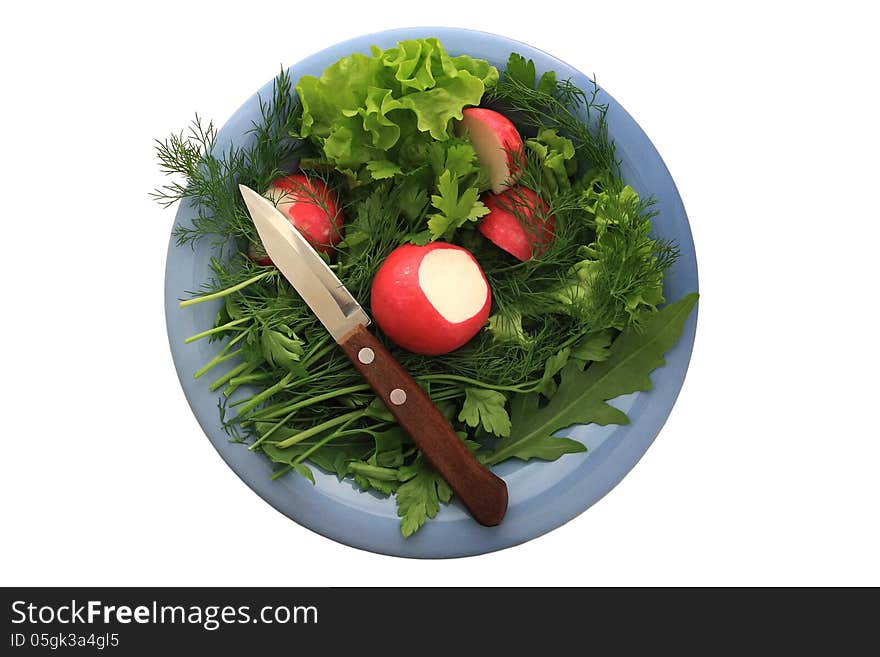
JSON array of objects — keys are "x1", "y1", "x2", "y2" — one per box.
[{"x1": 339, "y1": 324, "x2": 508, "y2": 527}]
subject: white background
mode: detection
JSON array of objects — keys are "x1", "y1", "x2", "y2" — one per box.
[{"x1": 2, "y1": 1, "x2": 878, "y2": 586}]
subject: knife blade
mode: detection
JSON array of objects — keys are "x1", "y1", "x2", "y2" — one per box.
[
  {"x1": 239, "y1": 184, "x2": 508, "y2": 527},
  {"x1": 240, "y1": 185, "x2": 369, "y2": 340}
]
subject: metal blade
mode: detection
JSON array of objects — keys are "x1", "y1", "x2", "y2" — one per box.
[{"x1": 239, "y1": 185, "x2": 369, "y2": 341}]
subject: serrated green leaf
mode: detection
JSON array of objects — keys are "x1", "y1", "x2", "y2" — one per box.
[
  {"x1": 444, "y1": 142, "x2": 479, "y2": 177},
  {"x1": 427, "y1": 170, "x2": 489, "y2": 240},
  {"x1": 525, "y1": 128, "x2": 576, "y2": 194},
  {"x1": 260, "y1": 328, "x2": 306, "y2": 375},
  {"x1": 397, "y1": 179, "x2": 429, "y2": 221},
  {"x1": 407, "y1": 229, "x2": 433, "y2": 246},
  {"x1": 505, "y1": 52, "x2": 536, "y2": 88},
  {"x1": 395, "y1": 458, "x2": 453, "y2": 537},
  {"x1": 458, "y1": 388, "x2": 511, "y2": 437},
  {"x1": 485, "y1": 294, "x2": 698, "y2": 465},
  {"x1": 504, "y1": 53, "x2": 556, "y2": 96},
  {"x1": 366, "y1": 159, "x2": 402, "y2": 179},
  {"x1": 536, "y1": 70, "x2": 557, "y2": 96}
]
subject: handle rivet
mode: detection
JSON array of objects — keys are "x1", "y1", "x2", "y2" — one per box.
[
  {"x1": 357, "y1": 347, "x2": 375, "y2": 364},
  {"x1": 389, "y1": 388, "x2": 407, "y2": 406}
]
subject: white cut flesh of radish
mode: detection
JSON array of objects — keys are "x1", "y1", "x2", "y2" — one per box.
[
  {"x1": 460, "y1": 116, "x2": 510, "y2": 193},
  {"x1": 418, "y1": 249, "x2": 488, "y2": 323}
]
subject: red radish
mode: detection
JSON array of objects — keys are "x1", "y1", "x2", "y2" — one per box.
[
  {"x1": 247, "y1": 242, "x2": 273, "y2": 267},
  {"x1": 455, "y1": 107, "x2": 523, "y2": 194},
  {"x1": 248, "y1": 173, "x2": 343, "y2": 264},
  {"x1": 371, "y1": 243, "x2": 492, "y2": 356},
  {"x1": 479, "y1": 186, "x2": 555, "y2": 261}
]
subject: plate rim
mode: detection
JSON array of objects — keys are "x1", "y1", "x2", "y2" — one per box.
[{"x1": 163, "y1": 26, "x2": 699, "y2": 559}]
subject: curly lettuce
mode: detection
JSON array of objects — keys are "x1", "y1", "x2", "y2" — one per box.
[
  {"x1": 525, "y1": 128, "x2": 577, "y2": 194},
  {"x1": 295, "y1": 38, "x2": 498, "y2": 176}
]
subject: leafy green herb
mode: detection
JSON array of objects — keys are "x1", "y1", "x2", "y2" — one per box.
[
  {"x1": 485, "y1": 293, "x2": 698, "y2": 465},
  {"x1": 486, "y1": 310, "x2": 534, "y2": 348},
  {"x1": 423, "y1": 138, "x2": 490, "y2": 239},
  {"x1": 555, "y1": 182, "x2": 677, "y2": 329},
  {"x1": 504, "y1": 52, "x2": 557, "y2": 96},
  {"x1": 525, "y1": 128, "x2": 577, "y2": 194},
  {"x1": 260, "y1": 328, "x2": 305, "y2": 374},
  {"x1": 458, "y1": 388, "x2": 512, "y2": 437},
  {"x1": 427, "y1": 170, "x2": 490, "y2": 240},
  {"x1": 396, "y1": 456, "x2": 454, "y2": 537},
  {"x1": 487, "y1": 52, "x2": 616, "y2": 174},
  {"x1": 153, "y1": 69, "x2": 302, "y2": 249}
]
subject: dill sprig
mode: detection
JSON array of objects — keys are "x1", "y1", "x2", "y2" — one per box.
[{"x1": 152, "y1": 69, "x2": 302, "y2": 250}]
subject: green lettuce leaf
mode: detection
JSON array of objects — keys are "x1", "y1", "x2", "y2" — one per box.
[
  {"x1": 525, "y1": 128, "x2": 577, "y2": 194},
  {"x1": 296, "y1": 38, "x2": 497, "y2": 173}
]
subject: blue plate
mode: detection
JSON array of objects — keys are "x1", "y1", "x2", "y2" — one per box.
[{"x1": 164, "y1": 27, "x2": 699, "y2": 558}]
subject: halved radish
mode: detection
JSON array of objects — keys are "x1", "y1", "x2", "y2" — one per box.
[
  {"x1": 371, "y1": 243, "x2": 492, "y2": 356},
  {"x1": 455, "y1": 108, "x2": 523, "y2": 194},
  {"x1": 479, "y1": 186, "x2": 555, "y2": 261},
  {"x1": 248, "y1": 173, "x2": 343, "y2": 264}
]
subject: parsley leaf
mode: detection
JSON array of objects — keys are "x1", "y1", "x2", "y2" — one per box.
[
  {"x1": 395, "y1": 457, "x2": 453, "y2": 537},
  {"x1": 366, "y1": 159, "x2": 402, "y2": 180},
  {"x1": 427, "y1": 170, "x2": 489, "y2": 239},
  {"x1": 505, "y1": 53, "x2": 536, "y2": 87},
  {"x1": 424, "y1": 139, "x2": 490, "y2": 240},
  {"x1": 536, "y1": 69, "x2": 557, "y2": 96},
  {"x1": 260, "y1": 328, "x2": 306, "y2": 375},
  {"x1": 458, "y1": 388, "x2": 512, "y2": 437},
  {"x1": 503, "y1": 52, "x2": 557, "y2": 96}
]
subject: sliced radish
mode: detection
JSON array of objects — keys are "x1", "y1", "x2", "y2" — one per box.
[
  {"x1": 479, "y1": 186, "x2": 555, "y2": 261},
  {"x1": 248, "y1": 173, "x2": 343, "y2": 265},
  {"x1": 370, "y1": 243, "x2": 491, "y2": 356},
  {"x1": 455, "y1": 107, "x2": 523, "y2": 194}
]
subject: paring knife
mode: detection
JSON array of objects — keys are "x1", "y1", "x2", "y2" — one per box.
[{"x1": 239, "y1": 184, "x2": 508, "y2": 527}]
